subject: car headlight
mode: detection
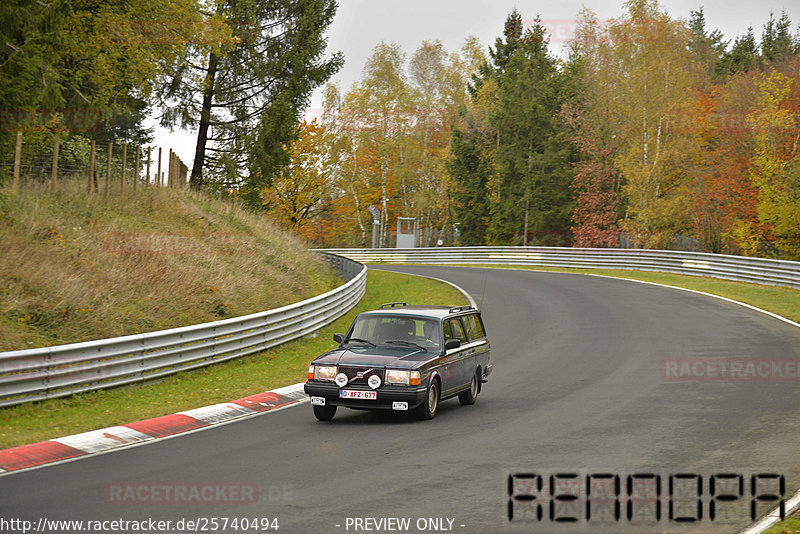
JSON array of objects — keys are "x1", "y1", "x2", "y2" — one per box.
[
  {"x1": 385, "y1": 369, "x2": 421, "y2": 386},
  {"x1": 311, "y1": 365, "x2": 337, "y2": 381}
]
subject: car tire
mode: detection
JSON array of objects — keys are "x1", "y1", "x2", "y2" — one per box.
[
  {"x1": 459, "y1": 370, "x2": 480, "y2": 406},
  {"x1": 313, "y1": 404, "x2": 337, "y2": 421},
  {"x1": 416, "y1": 378, "x2": 439, "y2": 420}
]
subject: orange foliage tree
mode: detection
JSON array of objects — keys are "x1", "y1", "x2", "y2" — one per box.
[{"x1": 262, "y1": 120, "x2": 332, "y2": 244}]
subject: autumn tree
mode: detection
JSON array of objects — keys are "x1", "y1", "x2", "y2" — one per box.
[
  {"x1": 317, "y1": 83, "x2": 371, "y2": 246},
  {"x1": 561, "y1": 34, "x2": 622, "y2": 247},
  {"x1": 262, "y1": 120, "x2": 330, "y2": 242},
  {"x1": 747, "y1": 66, "x2": 800, "y2": 257},
  {"x1": 402, "y1": 39, "x2": 478, "y2": 246},
  {"x1": 572, "y1": 0, "x2": 701, "y2": 247},
  {"x1": 313, "y1": 39, "x2": 481, "y2": 247}
]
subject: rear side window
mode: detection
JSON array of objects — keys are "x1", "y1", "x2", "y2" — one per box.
[
  {"x1": 444, "y1": 318, "x2": 468, "y2": 344},
  {"x1": 462, "y1": 313, "x2": 486, "y2": 341}
]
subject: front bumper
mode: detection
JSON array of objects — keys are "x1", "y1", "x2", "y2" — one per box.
[{"x1": 304, "y1": 381, "x2": 428, "y2": 410}]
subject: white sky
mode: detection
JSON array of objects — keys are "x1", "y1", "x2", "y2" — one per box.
[{"x1": 152, "y1": 0, "x2": 799, "y2": 171}]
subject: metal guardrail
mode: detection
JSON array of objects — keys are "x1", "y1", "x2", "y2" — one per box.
[
  {"x1": 318, "y1": 247, "x2": 800, "y2": 290},
  {"x1": 0, "y1": 253, "x2": 366, "y2": 407}
]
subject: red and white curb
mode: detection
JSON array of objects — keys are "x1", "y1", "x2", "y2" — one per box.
[{"x1": 0, "y1": 383, "x2": 307, "y2": 475}]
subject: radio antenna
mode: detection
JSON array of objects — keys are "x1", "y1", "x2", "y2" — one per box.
[{"x1": 478, "y1": 272, "x2": 487, "y2": 310}]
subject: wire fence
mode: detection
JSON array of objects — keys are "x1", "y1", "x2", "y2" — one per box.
[{"x1": 1, "y1": 130, "x2": 190, "y2": 194}]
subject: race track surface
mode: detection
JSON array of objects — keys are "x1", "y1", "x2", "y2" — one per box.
[{"x1": 2, "y1": 266, "x2": 800, "y2": 534}]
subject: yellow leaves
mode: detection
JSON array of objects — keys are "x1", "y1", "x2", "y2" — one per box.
[
  {"x1": 577, "y1": 1, "x2": 700, "y2": 242},
  {"x1": 748, "y1": 69, "x2": 795, "y2": 185},
  {"x1": 263, "y1": 120, "x2": 330, "y2": 238},
  {"x1": 62, "y1": 0, "x2": 234, "y2": 113},
  {"x1": 754, "y1": 69, "x2": 793, "y2": 117},
  {"x1": 722, "y1": 220, "x2": 762, "y2": 256},
  {"x1": 745, "y1": 67, "x2": 800, "y2": 256}
]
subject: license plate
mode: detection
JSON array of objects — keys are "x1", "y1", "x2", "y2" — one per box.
[{"x1": 339, "y1": 390, "x2": 377, "y2": 400}]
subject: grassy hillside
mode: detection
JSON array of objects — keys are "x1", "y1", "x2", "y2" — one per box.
[{"x1": 0, "y1": 181, "x2": 340, "y2": 352}]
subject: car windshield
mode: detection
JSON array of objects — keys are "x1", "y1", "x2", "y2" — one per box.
[{"x1": 346, "y1": 315, "x2": 441, "y2": 351}]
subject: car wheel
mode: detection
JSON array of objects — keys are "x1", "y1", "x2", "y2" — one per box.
[
  {"x1": 313, "y1": 404, "x2": 337, "y2": 421},
  {"x1": 416, "y1": 378, "x2": 439, "y2": 420},
  {"x1": 459, "y1": 370, "x2": 480, "y2": 406}
]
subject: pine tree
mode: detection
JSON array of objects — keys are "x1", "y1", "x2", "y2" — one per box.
[
  {"x1": 449, "y1": 120, "x2": 492, "y2": 245},
  {"x1": 715, "y1": 29, "x2": 759, "y2": 79},
  {"x1": 688, "y1": 8, "x2": 727, "y2": 78},
  {"x1": 488, "y1": 18, "x2": 574, "y2": 244},
  {"x1": 161, "y1": 0, "x2": 342, "y2": 201},
  {"x1": 0, "y1": 0, "x2": 70, "y2": 111},
  {"x1": 761, "y1": 11, "x2": 796, "y2": 64}
]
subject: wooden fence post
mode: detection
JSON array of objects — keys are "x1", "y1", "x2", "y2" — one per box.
[
  {"x1": 146, "y1": 146, "x2": 151, "y2": 187},
  {"x1": 13, "y1": 131, "x2": 22, "y2": 195},
  {"x1": 105, "y1": 142, "x2": 112, "y2": 196},
  {"x1": 168, "y1": 149, "x2": 173, "y2": 188},
  {"x1": 50, "y1": 133, "x2": 60, "y2": 193},
  {"x1": 157, "y1": 147, "x2": 163, "y2": 187},
  {"x1": 133, "y1": 145, "x2": 140, "y2": 191},
  {"x1": 180, "y1": 160, "x2": 187, "y2": 187},
  {"x1": 88, "y1": 140, "x2": 96, "y2": 193}
]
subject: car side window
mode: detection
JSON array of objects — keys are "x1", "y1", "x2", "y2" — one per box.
[
  {"x1": 463, "y1": 313, "x2": 486, "y2": 341},
  {"x1": 445, "y1": 318, "x2": 467, "y2": 344}
]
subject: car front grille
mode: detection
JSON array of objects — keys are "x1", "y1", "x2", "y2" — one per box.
[{"x1": 337, "y1": 366, "x2": 383, "y2": 385}]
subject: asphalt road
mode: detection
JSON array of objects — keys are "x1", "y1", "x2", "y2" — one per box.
[{"x1": 2, "y1": 266, "x2": 800, "y2": 534}]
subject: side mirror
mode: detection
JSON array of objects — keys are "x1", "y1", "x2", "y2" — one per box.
[
  {"x1": 333, "y1": 333, "x2": 345, "y2": 344},
  {"x1": 444, "y1": 338, "x2": 461, "y2": 350}
]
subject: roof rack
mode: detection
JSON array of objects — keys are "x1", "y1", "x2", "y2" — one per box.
[
  {"x1": 448, "y1": 305, "x2": 474, "y2": 314},
  {"x1": 379, "y1": 302, "x2": 408, "y2": 309}
]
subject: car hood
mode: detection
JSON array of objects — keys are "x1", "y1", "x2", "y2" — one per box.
[{"x1": 313, "y1": 346, "x2": 432, "y2": 369}]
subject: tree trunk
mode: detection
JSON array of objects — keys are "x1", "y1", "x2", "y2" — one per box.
[
  {"x1": 523, "y1": 198, "x2": 529, "y2": 246},
  {"x1": 349, "y1": 149, "x2": 366, "y2": 245},
  {"x1": 190, "y1": 51, "x2": 220, "y2": 189}
]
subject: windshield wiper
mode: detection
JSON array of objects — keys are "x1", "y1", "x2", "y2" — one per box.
[
  {"x1": 346, "y1": 337, "x2": 376, "y2": 347},
  {"x1": 384, "y1": 340, "x2": 427, "y2": 351}
]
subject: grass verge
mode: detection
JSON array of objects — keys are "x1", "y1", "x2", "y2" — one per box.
[
  {"x1": 0, "y1": 269, "x2": 465, "y2": 449},
  {"x1": 764, "y1": 516, "x2": 800, "y2": 533}
]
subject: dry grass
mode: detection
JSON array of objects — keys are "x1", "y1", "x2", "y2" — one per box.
[{"x1": 0, "y1": 180, "x2": 340, "y2": 351}]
